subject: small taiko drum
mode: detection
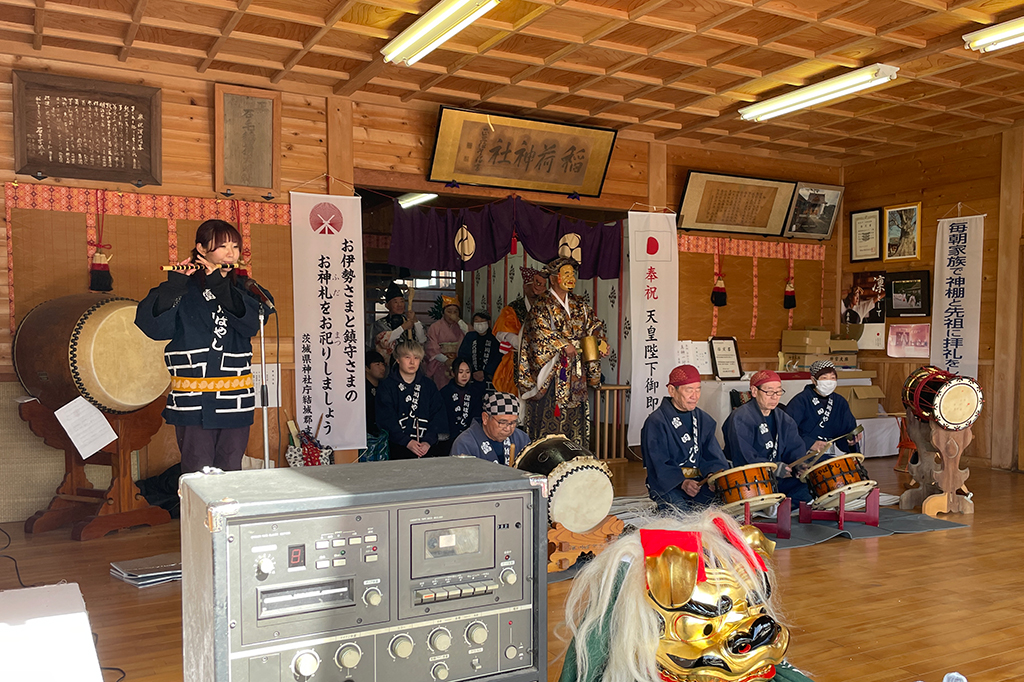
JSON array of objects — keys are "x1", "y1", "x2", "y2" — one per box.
[
  {"x1": 514, "y1": 434, "x2": 613, "y2": 533},
  {"x1": 901, "y1": 365, "x2": 983, "y2": 431},
  {"x1": 800, "y1": 453, "x2": 877, "y2": 510},
  {"x1": 14, "y1": 294, "x2": 170, "y2": 414},
  {"x1": 707, "y1": 463, "x2": 785, "y2": 515}
]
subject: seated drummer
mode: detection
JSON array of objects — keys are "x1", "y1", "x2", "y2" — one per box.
[
  {"x1": 451, "y1": 392, "x2": 530, "y2": 465},
  {"x1": 785, "y1": 360, "x2": 862, "y2": 461},
  {"x1": 722, "y1": 370, "x2": 812, "y2": 504},
  {"x1": 640, "y1": 364, "x2": 728, "y2": 511}
]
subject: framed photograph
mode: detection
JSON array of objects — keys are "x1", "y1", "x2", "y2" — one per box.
[
  {"x1": 850, "y1": 208, "x2": 882, "y2": 262},
  {"x1": 709, "y1": 336, "x2": 743, "y2": 380},
  {"x1": 782, "y1": 181, "x2": 844, "y2": 240},
  {"x1": 885, "y1": 270, "x2": 931, "y2": 317},
  {"x1": 884, "y1": 202, "x2": 921, "y2": 261},
  {"x1": 887, "y1": 323, "x2": 931, "y2": 358},
  {"x1": 677, "y1": 171, "x2": 795, "y2": 236},
  {"x1": 214, "y1": 83, "x2": 281, "y2": 195},
  {"x1": 428, "y1": 106, "x2": 617, "y2": 197},
  {"x1": 842, "y1": 271, "x2": 886, "y2": 324},
  {"x1": 13, "y1": 70, "x2": 161, "y2": 186}
]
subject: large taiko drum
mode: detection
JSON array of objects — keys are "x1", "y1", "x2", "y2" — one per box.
[
  {"x1": 800, "y1": 453, "x2": 876, "y2": 510},
  {"x1": 514, "y1": 434, "x2": 613, "y2": 533},
  {"x1": 901, "y1": 365, "x2": 983, "y2": 431},
  {"x1": 14, "y1": 294, "x2": 170, "y2": 414},
  {"x1": 707, "y1": 463, "x2": 785, "y2": 515}
]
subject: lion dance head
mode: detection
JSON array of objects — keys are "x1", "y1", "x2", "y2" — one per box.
[{"x1": 560, "y1": 509, "x2": 789, "y2": 682}]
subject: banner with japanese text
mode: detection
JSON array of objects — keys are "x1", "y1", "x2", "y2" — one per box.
[
  {"x1": 627, "y1": 211, "x2": 679, "y2": 446},
  {"x1": 291, "y1": 192, "x2": 366, "y2": 450},
  {"x1": 929, "y1": 214, "x2": 984, "y2": 379}
]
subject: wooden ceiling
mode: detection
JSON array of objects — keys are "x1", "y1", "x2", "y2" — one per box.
[{"x1": 4, "y1": 0, "x2": 1024, "y2": 163}]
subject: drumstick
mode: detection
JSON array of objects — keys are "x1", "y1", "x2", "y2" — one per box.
[
  {"x1": 788, "y1": 424, "x2": 866, "y2": 472},
  {"x1": 509, "y1": 443, "x2": 516, "y2": 468},
  {"x1": 161, "y1": 262, "x2": 246, "y2": 271}
]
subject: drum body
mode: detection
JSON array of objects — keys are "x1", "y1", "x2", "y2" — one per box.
[
  {"x1": 801, "y1": 454, "x2": 876, "y2": 510},
  {"x1": 514, "y1": 434, "x2": 613, "y2": 533},
  {"x1": 901, "y1": 365, "x2": 983, "y2": 431},
  {"x1": 14, "y1": 294, "x2": 170, "y2": 413},
  {"x1": 707, "y1": 463, "x2": 784, "y2": 515}
]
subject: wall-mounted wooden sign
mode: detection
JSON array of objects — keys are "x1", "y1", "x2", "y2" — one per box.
[
  {"x1": 428, "y1": 106, "x2": 617, "y2": 197},
  {"x1": 13, "y1": 71, "x2": 162, "y2": 186},
  {"x1": 214, "y1": 83, "x2": 281, "y2": 195}
]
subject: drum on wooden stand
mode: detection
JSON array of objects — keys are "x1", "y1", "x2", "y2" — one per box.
[
  {"x1": 514, "y1": 434, "x2": 613, "y2": 533},
  {"x1": 800, "y1": 453, "x2": 876, "y2": 510},
  {"x1": 14, "y1": 294, "x2": 171, "y2": 414},
  {"x1": 707, "y1": 463, "x2": 785, "y2": 515},
  {"x1": 901, "y1": 365, "x2": 983, "y2": 431}
]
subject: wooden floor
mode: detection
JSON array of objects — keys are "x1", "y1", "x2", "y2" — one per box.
[{"x1": 2, "y1": 457, "x2": 1023, "y2": 682}]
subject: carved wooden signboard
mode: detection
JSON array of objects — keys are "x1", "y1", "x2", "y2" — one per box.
[
  {"x1": 13, "y1": 71, "x2": 162, "y2": 186},
  {"x1": 214, "y1": 83, "x2": 281, "y2": 195}
]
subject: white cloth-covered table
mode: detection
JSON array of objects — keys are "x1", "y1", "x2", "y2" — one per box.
[{"x1": 856, "y1": 416, "x2": 900, "y2": 458}]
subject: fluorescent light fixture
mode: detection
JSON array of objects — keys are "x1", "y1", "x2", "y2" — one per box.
[
  {"x1": 964, "y1": 15, "x2": 1024, "y2": 53},
  {"x1": 398, "y1": 193, "x2": 438, "y2": 208},
  {"x1": 381, "y1": 0, "x2": 500, "y2": 66},
  {"x1": 738, "y1": 63, "x2": 900, "y2": 122}
]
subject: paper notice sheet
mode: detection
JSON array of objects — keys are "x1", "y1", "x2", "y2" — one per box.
[{"x1": 54, "y1": 397, "x2": 117, "y2": 459}]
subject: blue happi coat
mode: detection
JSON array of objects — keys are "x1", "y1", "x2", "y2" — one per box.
[
  {"x1": 375, "y1": 371, "x2": 446, "y2": 446},
  {"x1": 723, "y1": 399, "x2": 807, "y2": 466},
  {"x1": 450, "y1": 419, "x2": 530, "y2": 465},
  {"x1": 784, "y1": 385, "x2": 860, "y2": 454},
  {"x1": 640, "y1": 398, "x2": 728, "y2": 499},
  {"x1": 135, "y1": 270, "x2": 271, "y2": 429},
  {"x1": 439, "y1": 380, "x2": 486, "y2": 440}
]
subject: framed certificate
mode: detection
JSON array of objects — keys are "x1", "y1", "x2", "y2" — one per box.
[
  {"x1": 850, "y1": 208, "x2": 882, "y2": 262},
  {"x1": 709, "y1": 336, "x2": 743, "y2": 380}
]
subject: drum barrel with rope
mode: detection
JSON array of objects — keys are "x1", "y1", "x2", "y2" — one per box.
[
  {"x1": 14, "y1": 294, "x2": 171, "y2": 414},
  {"x1": 901, "y1": 365, "x2": 983, "y2": 431}
]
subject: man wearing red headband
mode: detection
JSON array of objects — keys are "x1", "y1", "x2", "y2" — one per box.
[
  {"x1": 640, "y1": 365, "x2": 729, "y2": 511},
  {"x1": 722, "y1": 370, "x2": 813, "y2": 503}
]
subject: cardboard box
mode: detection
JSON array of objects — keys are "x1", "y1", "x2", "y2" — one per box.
[
  {"x1": 830, "y1": 352, "x2": 858, "y2": 369},
  {"x1": 782, "y1": 353, "x2": 831, "y2": 370},
  {"x1": 836, "y1": 384, "x2": 886, "y2": 419},
  {"x1": 837, "y1": 369, "x2": 877, "y2": 380},
  {"x1": 781, "y1": 330, "x2": 831, "y2": 354},
  {"x1": 829, "y1": 339, "x2": 859, "y2": 353}
]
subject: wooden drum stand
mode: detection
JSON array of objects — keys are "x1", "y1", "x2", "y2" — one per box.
[{"x1": 21, "y1": 398, "x2": 171, "y2": 541}]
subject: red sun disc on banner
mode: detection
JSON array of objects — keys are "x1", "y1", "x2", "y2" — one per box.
[
  {"x1": 309, "y1": 203, "x2": 344, "y2": 234},
  {"x1": 647, "y1": 236, "x2": 659, "y2": 255}
]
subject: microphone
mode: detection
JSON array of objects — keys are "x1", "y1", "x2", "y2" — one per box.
[{"x1": 245, "y1": 278, "x2": 275, "y2": 311}]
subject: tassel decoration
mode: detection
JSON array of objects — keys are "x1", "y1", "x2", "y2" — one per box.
[
  {"x1": 89, "y1": 251, "x2": 113, "y2": 292},
  {"x1": 784, "y1": 279, "x2": 796, "y2": 309},
  {"x1": 711, "y1": 275, "x2": 727, "y2": 307}
]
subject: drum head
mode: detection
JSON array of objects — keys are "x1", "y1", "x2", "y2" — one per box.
[
  {"x1": 548, "y1": 458, "x2": 613, "y2": 533},
  {"x1": 802, "y1": 453, "x2": 865, "y2": 479},
  {"x1": 719, "y1": 493, "x2": 785, "y2": 516},
  {"x1": 706, "y1": 462, "x2": 774, "y2": 487},
  {"x1": 811, "y1": 480, "x2": 877, "y2": 510},
  {"x1": 934, "y1": 380, "x2": 982, "y2": 430},
  {"x1": 515, "y1": 434, "x2": 581, "y2": 476}
]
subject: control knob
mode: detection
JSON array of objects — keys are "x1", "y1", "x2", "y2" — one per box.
[
  {"x1": 499, "y1": 568, "x2": 518, "y2": 586},
  {"x1": 363, "y1": 587, "x2": 383, "y2": 607},
  {"x1": 291, "y1": 650, "x2": 320, "y2": 678},
  {"x1": 255, "y1": 556, "x2": 275, "y2": 580},
  {"x1": 432, "y1": 663, "x2": 450, "y2": 680},
  {"x1": 466, "y1": 622, "x2": 488, "y2": 645},
  {"x1": 428, "y1": 628, "x2": 452, "y2": 652},
  {"x1": 389, "y1": 634, "x2": 414, "y2": 659},
  {"x1": 335, "y1": 643, "x2": 362, "y2": 669}
]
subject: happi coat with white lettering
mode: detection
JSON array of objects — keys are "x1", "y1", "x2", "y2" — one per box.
[
  {"x1": 784, "y1": 385, "x2": 859, "y2": 454},
  {"x1": 722, "y1": 399, "x2": 806, "y2": 466},
  {"x1": 640, "y1": 398, "x2": 729, "y2": 500}
]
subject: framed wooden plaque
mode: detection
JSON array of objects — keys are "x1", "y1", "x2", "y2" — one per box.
[
  {"x1": 709, "y1": 336, "x2": 743, "y2": 380},
  {"x1": 214, "y1": 83, "x2": 281, "y2": 195},
  {"x1": 13, "y1": 70, "x2": 162, "y2": 186}
]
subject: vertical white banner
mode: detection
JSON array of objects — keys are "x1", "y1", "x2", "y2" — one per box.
[
  {"x1": 627, "y1": 211, "x2": 678, "y2": 446},
  {"x1": 930, "y1": 214, "x2": 984, "y2": 379},
  {"x1": 291, "y1": 192, "x2": 366, "y2": 450}
]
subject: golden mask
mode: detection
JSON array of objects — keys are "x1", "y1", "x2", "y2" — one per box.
[{"x1": 558, "y1": 264, "x2": 577, "y2": 291}]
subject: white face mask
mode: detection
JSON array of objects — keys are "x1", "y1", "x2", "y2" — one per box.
[
  {"x1": 473, "y1": 322, "x2": 489, "y2": 334},
  {"x1": 816, "y1": 379, "x2": 837, "y2": 396}
]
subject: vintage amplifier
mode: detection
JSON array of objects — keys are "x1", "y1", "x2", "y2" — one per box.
[{"x1": 180, "y1": 457, "x2": 547, "y2": 682}]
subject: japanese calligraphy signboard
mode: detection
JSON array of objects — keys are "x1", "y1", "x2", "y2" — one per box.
[
  {"x1": 627, "y1": 211, "x2": 679, "y2": 446},
  {"x1": 930, "y1": 215, "x2": 984, "y2": 378},
  {"x1": 291, "y1": 192, "x2": 366, "y2": 450},
  {"x1": 428, "y1": 106, "x2": 617, "y2": 196},
  {"x1": 677, "y1": 172, "x2": 794, "y2": 236}
]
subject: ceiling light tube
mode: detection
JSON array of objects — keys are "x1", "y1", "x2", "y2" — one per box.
[
  {"x1": 964, "y1": 15, "x2": 1024, "y2": 53},
  {"x1": 382, "y1": 0, "x2": 500, "y2": 66},
  {"x1": 738, "y1": 63, "x2": 899, "y2": 122},
  {"x1": 398, "y1": 193, "x2": 438, "y2": 208}
]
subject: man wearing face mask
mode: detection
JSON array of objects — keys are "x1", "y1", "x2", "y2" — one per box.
[
  {"x1": 784, "y1": 360, "x2": 862, "y2": 461},
  {"x1": 516, "y1": 256, "x2": 608, "y2": 444},
  {"x1": 458, "y1": 312, "x2": 501, "y2": 388}
]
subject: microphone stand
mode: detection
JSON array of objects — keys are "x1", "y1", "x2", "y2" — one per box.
[{"x1": 259, "y1": 305, "x2": 271, "y2": 469}]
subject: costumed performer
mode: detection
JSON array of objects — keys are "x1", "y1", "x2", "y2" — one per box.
[
  {"x1": 640, "y1": 364, "x2": 728, "y2": 511},
  {"x1": 135, "y1": 219, "x2": 274, "y2": 474},
  {"x1": 722, "y1": 370, "x2": 812, "y2": 503},
  {"x1": 358, "y1": 351, "x2": 390, "y2": 462},
  {"x1": 459, "y1": 311, "x2": 501, "y2": 389},
  {"x1": 368, "y1": 281, "x2": 426, "y2": 364},
  {"x1": 558, "y1": 508, "x2": 794, "y2": 682},
  {"x1": 450, "y1": 392, "x2": 530, "y2": 465},
  {"x1": 784, "y1": 360, "x2": 861, "y2": 460},
  {"x1": 423, "y1": 295, "x2": 467, "y2": 389},
  {"x1": 516, "y1": 256, "x2": 608, "y2": 444},
  {"x1": 375, "y1": 340, "x2": 446, "y2": 460},
  {"x1": 438, "y1": 357, "x2": 486, "y2": 455},
  {"x1": 492, "y1": 265, "x2": 548, "y2": 396}
]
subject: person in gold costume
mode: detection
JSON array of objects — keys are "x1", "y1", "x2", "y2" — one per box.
[
  {"x1": 491, "y1": 265, "x2": 548, "y2": 397},
  {"x1": 516, "y1": 256, "x2": 607, "y2": 445}
]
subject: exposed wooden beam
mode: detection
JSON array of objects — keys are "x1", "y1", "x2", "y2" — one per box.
[
  {"x1": 272, "y1": 0, "x2": 359, "y2": 84},
  {"x1": 118, "y1": 0, "x2": 149, "y2": 62},
  {"x1": 197, "y1": 0, "x2": 253, "y2": 74},
  {"x1": 33, "y1": 0, "x2": 44, "y2": 51}
]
